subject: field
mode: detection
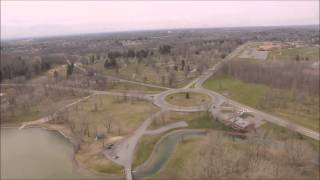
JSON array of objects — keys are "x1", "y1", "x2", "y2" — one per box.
[
  {"x1": 268, "y1": 47, "x2": 320, "y2": 61},
  {"x1": 75, "y1": 141, "x2": 123, "y2": 175},
  {"x1": 0, "y1": 86, "x2": 87, "y2": 124},
  {"x1": 86, "y1": 60, "x2": 197, "y2": 88},
  {"x1": 237, "y1": 42, "x2": 319, "y2": 62},
  {"x1": 108, "y1": 82, "x2": 164, "y2": 93},
  {"x1": 145, "y1": 137, "x2": 203, "y2": 180},
  {"x1": 203, "y1": 74, "x2": 319, "y2": 131},
  {"x1": 260, "y1": 122, "x2": 319, "y2": 151},
  {"x1": 67, "y1": 94, "x2": 158, "y2": 137},
  {"x1": 150, "y1": 111, "x2": 233, "y2": 130}
]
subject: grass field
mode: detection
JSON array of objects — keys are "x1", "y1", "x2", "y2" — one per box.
[
  {"x1": 108, "y1": 82, "x2": 164, "y2": 93},
  {"x1": 259, "y1": 122, "x2": 319, "y2": 151},
  {"x1": 6, "y1": 98, "x2": 80, "y2": 123},
  {"x1": 145, "y1": 137, "x2": 203, "y2": 180},
  {"x1": 132, "y1": 134, "x2": 163, "y2": 168},
  {"x1": 75, "y1": 141, "x2": 123, "y2": 175},
  {"x1": 68, "y1": 94, "x2": 158, "y2": 137},
  {"x1": 88, "y1": 61, "x2": 194, "y2": 88},
  {"x1": 267, "y1": 47, "x2": 319, "y2": 61},
  {"x1": 151, "y1": 111, "x2": 233, "y2": 131},
  {"x1": 1, "y1": 87, "x2": 85, "y2": 124},
  {"x1": 165, "y1": 92, "x2": 211, "y2": 107},
  {"x1": 203, "y1": 74, "x2": 319, "y2": 131}
]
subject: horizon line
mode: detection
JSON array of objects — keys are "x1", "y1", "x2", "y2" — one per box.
[{"x1": 1, "y1": 23, "x2": 319, "y2": 42}]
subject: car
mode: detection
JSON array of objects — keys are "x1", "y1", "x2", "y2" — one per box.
[{"x1": 106, "y1": 144, "x2": 114, "y2": 149}]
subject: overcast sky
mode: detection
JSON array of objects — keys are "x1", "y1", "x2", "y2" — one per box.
[{"x1": 1, "y1": 1, "x2": 319, "y2": 39}]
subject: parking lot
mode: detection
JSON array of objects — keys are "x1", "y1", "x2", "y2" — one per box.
[{"x1": 239, "y1": 48, "x2": 268, "y2": 60}]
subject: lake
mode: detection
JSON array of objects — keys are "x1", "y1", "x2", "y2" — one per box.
[{"x1": 1, "y1": 127, "x2": 91, "y2": 179}]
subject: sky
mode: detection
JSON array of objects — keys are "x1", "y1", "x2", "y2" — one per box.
[{"x1": 1, "y1": 1, "x2": 319, "y2": 39}]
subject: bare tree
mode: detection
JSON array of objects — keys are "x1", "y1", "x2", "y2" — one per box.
[
  {"x1": 283, "y1": 139, "x2": 313, "y2": 167},
  {"x1": 168, "y1": 71, "x2": 177, "y2": 88},
  {"x1": 105, "y1": 117, "x2": 113, "y2": 133}
]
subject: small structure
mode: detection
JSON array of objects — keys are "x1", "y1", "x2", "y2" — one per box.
[
  {"x1": 214, "y1": 109, "x2": 255, "y2": 132},
  {"x1": 230, "y1": 117, "x2": 255, "y2": 132},
  {"x1": 258, "y1": 42, "x2": 282, "y2": 51}
]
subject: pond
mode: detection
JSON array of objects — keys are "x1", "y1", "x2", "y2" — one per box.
[{"x1": 1, "y1": 127, "x2": 93, "y2": 179}]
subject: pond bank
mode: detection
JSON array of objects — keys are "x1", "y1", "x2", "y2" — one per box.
[{"x1": 133, "y1": 129, "x2": 207, "y2": 179}]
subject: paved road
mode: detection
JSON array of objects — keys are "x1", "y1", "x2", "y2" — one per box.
[
  {"x1": 144, "y1": 121, "x2": 188, "y2": 135},
  {"x1": 188, "y1": 42, "x2": 249, "y2": 89},
  {"x1": 103, "y1": 110, "x2": 166, "y2": 180}
]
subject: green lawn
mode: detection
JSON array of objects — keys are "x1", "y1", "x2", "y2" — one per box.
[
  {"x1": 145, "y1": 138, "x2": 202, "y2": 180},
  {"x1": 69, "y1": 94, "x2": 158, "y2": 137},
  {"x1": 132, "y1": 134, "x2": 163, "y2": 168},
  {"x1": 203, "y1": 74, "x2": 268, "y2": 107},
  {"x1": 150, "y1": 111, "x2": 233, "y2": 131},
  {"x1": 268, "y1": 47, "x2": 320, "y2": 61},
  {"x1": 1, "y1": 94, "x2": 83, "y2": 124},
  {"x1": 75, "y1": 144, "x2": 123, "y2": 175},
  {"x1": 8, "y1": 108, "x2": 41, "y2": 123},
  {"x1": 203, "y1": 74, "x2": 319, "y2": 131},
  {"x1": 109, "y1": 82, "x2": 164, "y2": 93}
]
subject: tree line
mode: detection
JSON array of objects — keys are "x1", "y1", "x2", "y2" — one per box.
[
  {"x1": 0, "y1": 54, "x2": 68, "y2": 82},
  {"x1": 221, "y1": 60, "x2": 319, "y2": 95}
]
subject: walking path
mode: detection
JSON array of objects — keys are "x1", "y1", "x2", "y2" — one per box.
[
  {"x1": 19, "y1": 94, "x2": 93, "y2": 129},
  {"x1": 103, "y1": 110, "x2": 166, "y2": 180},
  {"x1": 144, "y1": 121, "x2": 188, "y2": 135}
]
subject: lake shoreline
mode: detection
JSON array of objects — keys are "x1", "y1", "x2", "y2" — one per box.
[{"x1": 0, "y1": 123, "x2": 123, "y2": 179}]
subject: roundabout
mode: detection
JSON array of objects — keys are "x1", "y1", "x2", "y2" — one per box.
[
  {"x1": 153, "y1": 88, "x2": 220, "y2": 112},
  {"x1": 165, "y1": 91, "x2": 211, "y2": 107}
]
